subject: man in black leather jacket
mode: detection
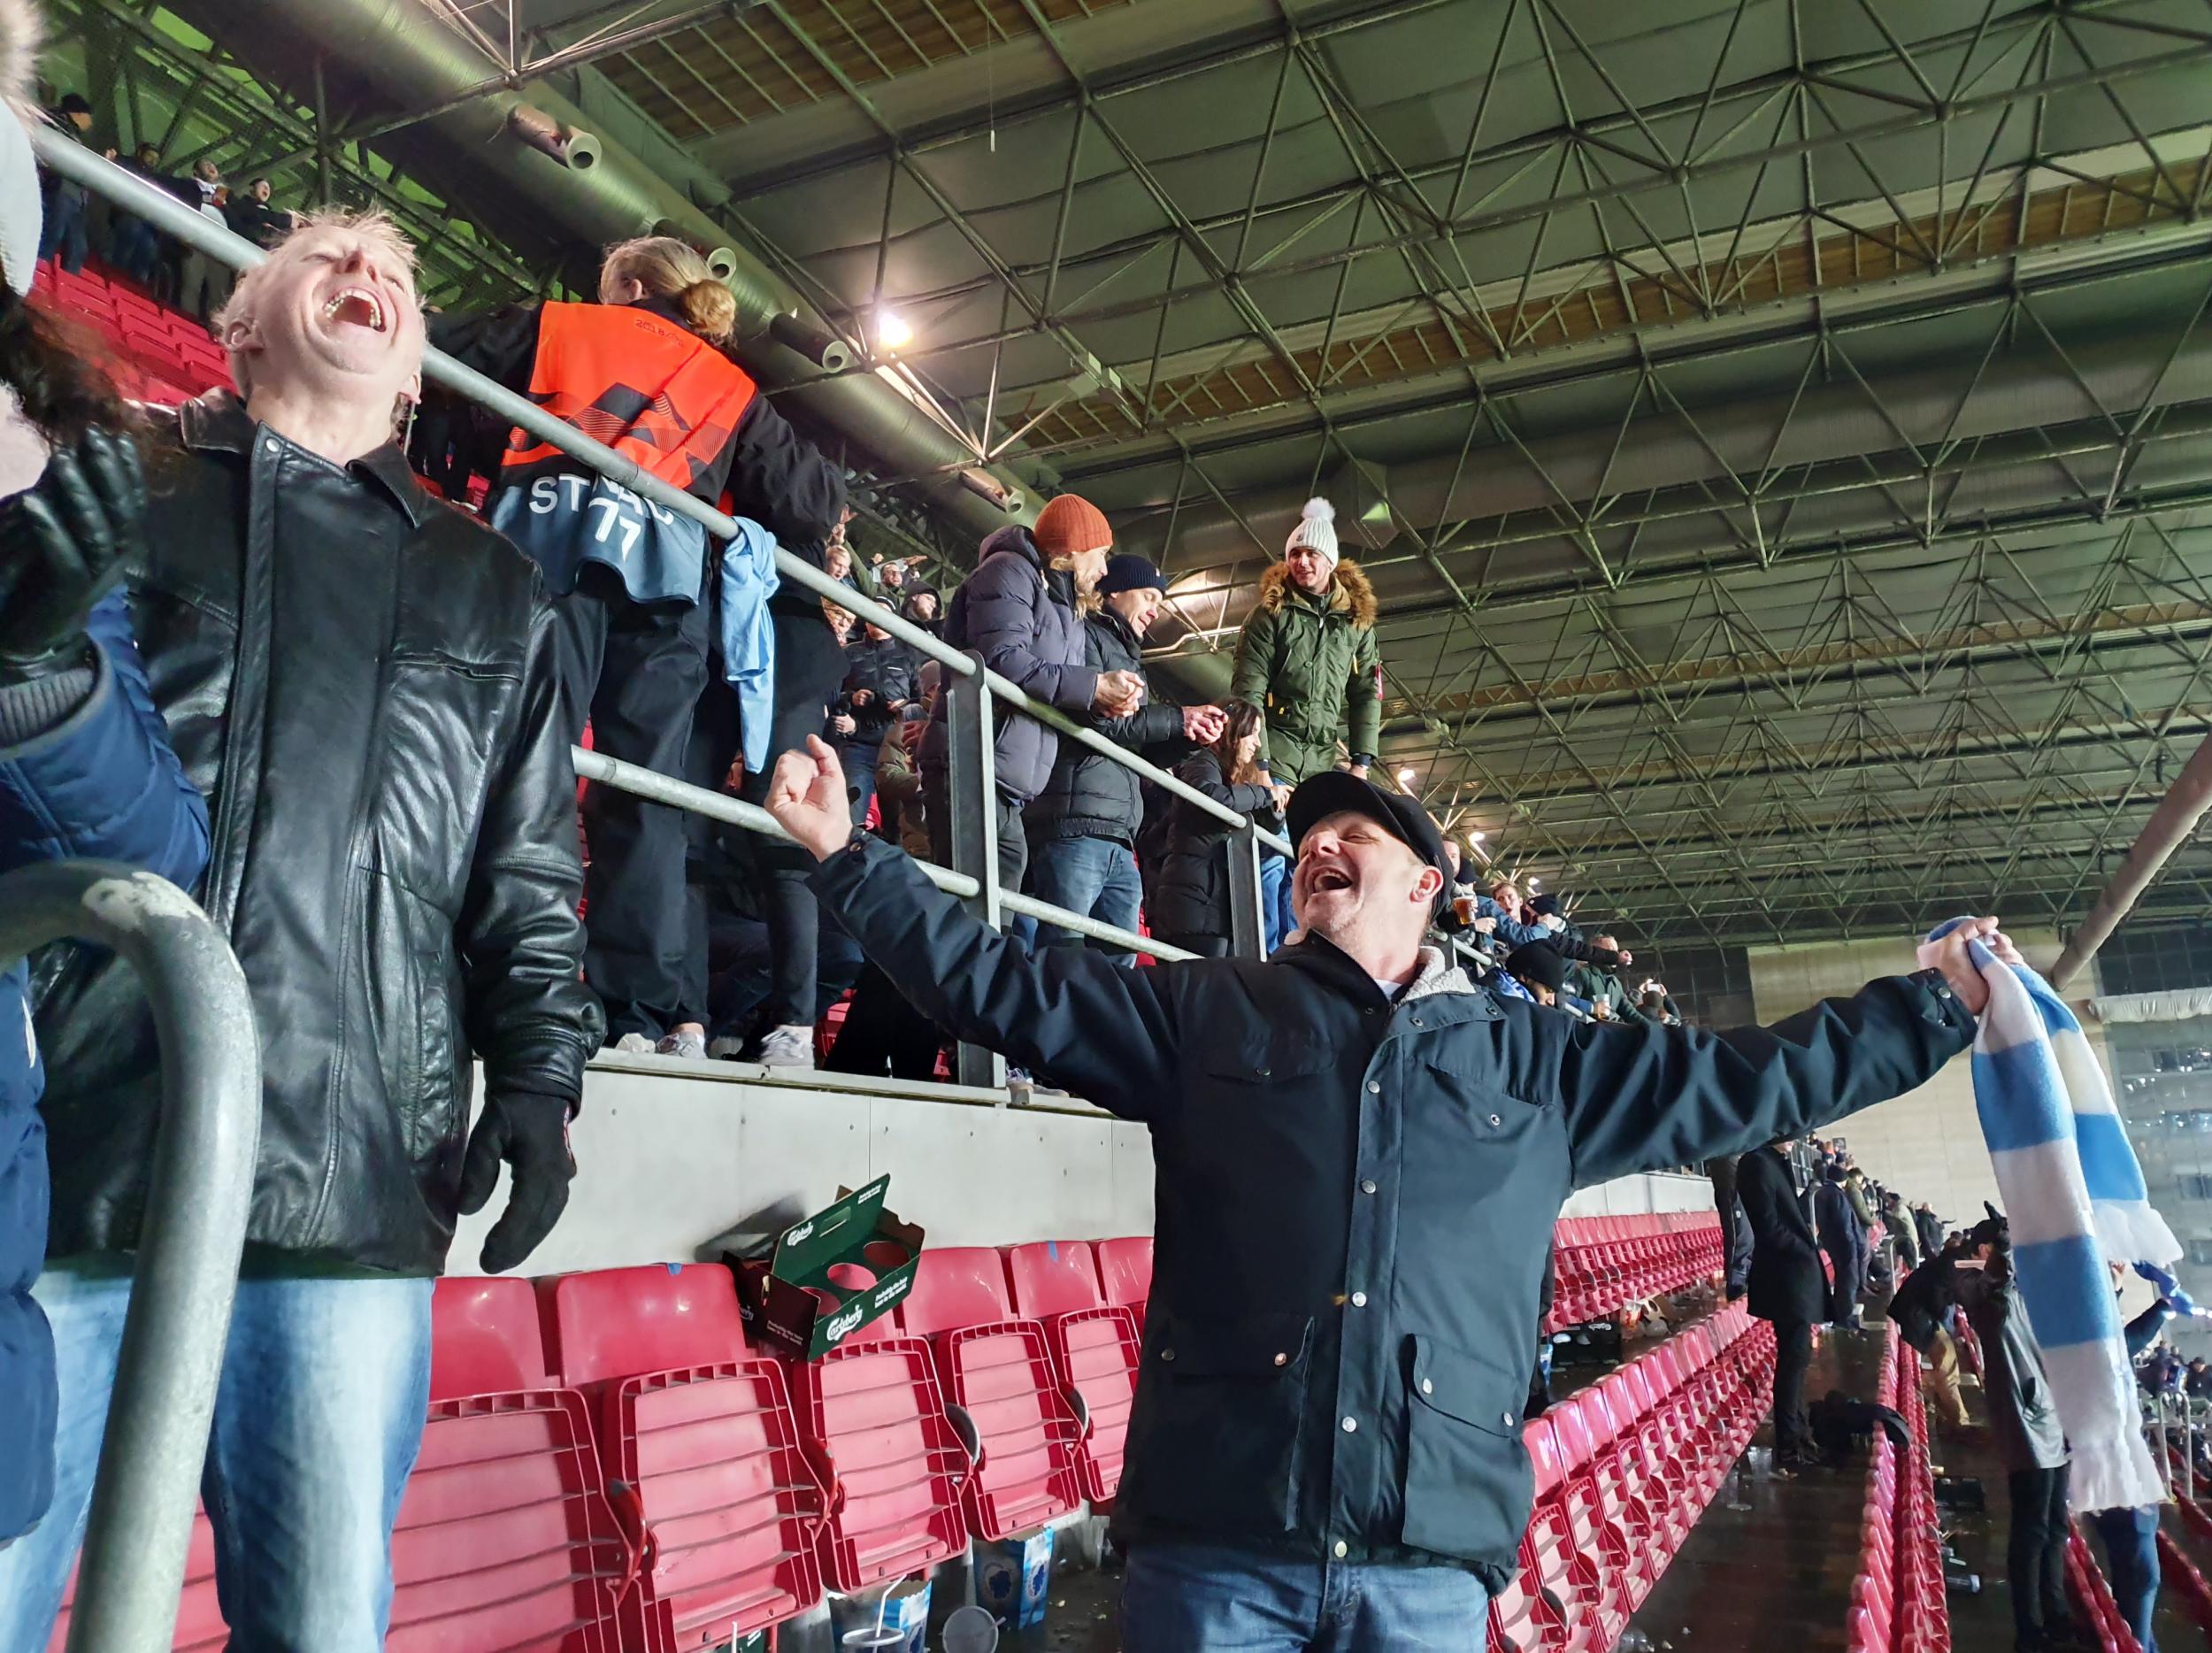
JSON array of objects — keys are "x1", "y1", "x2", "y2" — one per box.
[{"x1": 2, "y1": 211, "x2": 595, "y2": 1653}]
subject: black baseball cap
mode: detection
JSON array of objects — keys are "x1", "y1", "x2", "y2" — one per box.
[{"x1": 1286, "y1": 771, "x2": 1452, "y2": 904}]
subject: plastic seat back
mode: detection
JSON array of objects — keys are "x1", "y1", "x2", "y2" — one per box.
[
  {"x1": 1006, "y1": 1241, "x2": 1103, "y2": 1320},
  {"x1": 1094, "y1": 1235, "x2": 1154, "y2": 1311},
  {"x1": 899, "y1": 1247, "x2": 1015, "y2": 1339},
  {"x1": 540, "y1": 1263, "x2": 746, "y2": 1389}
]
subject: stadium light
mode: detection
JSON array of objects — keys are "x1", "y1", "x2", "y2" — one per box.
[{"x1": 875, "y1": 308, "x2": 912, "y2": 351}]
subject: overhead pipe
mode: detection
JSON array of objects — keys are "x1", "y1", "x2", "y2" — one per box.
[
  {"x1": 165, "y1": 0, "x2": 1029, "y2": 542},
  {"x1": 2050, "y1": 734, "x2": 2212, "y2": 991}
]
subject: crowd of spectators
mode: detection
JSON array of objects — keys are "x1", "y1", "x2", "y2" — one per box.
[{"x1": 35, "y1": 88, "x2": 293, "y2": 319}]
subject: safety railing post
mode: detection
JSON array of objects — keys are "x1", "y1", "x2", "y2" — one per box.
[
  {"x1": 945, "y1": 650, "x2": 1006, "y2": 1089},
  {"x1": 1226, "y1": 822, "x2": 1267, "y2": 961},
  {"x1": 0, "y1": 862, "x2": 260, "y2": 1653}
]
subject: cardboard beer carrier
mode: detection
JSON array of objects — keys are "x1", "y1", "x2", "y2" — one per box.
[{"x1": 733, "y1": 1176, "x2": 926, "y2": 1359}]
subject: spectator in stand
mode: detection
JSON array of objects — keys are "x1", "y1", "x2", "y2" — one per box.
[
  {"x1": 223, "y1": 175, "x2": 294, "y2": 250},
  {"x1": 1565, "y1": 935, "x2": 1633, "y2": 1019},
  {"x1": 764, "y1": 742, "x2": 1993, "y2": 1649},
  {"x1": 919, "y1": 493, "x2": 1139, "y2": 887},
  {"x1": 0, "y1": 12, "x2": 210, "y2": 1549},
  {"x1": 173, "y1": 159, "x2": 229, "y2": 323},
  {"x1": 1706, "y1": 1154, "x2": 1751, "y2": 1301},
  {"x1": 104, "y1": 141, "x2": 165, "y2": 288},
  {"x1": 1639, "y1": 983, "x2": 1684, "y2": 1026},
  {"x1": 3, "y1": 208, "x2": 592, "y2": 1651},
  {"x1": 1816, "y1": 1161, "x2": 1869, "y2": 1327},
  {"x1": 2189, "y1": 1357, "x2": 2211, "y2": 1398},
  {"x1": 1025, "y1": 554, "x2": 1223, "y2": 961},
  {"x1": 1231, "y1": 496, "x2": 1381, "y2": 951},
  {"x1": 902, "y1": 585, "x2": 941, "y2": 637},
  {"x1": 1503, "y1": 940, "x2": 1571, "y2": 1008},
  {"x1": 35, "y1": 91, "x2": 92, "y2": 273},
  {"x1": 1914, "y1": 1199, "x2": 1946, "y2": 1260},
  {"x1": 1886, "y1": 1234, "x2": 1972, "y2": 1427},
  {"x1": 1880, "y1": 1188, "x2": 1921, "y2": 1272},
  {"x1": 1738, "y1": 1136, "x2": 1828, "y2": 1472},
  {"x1": 1147, "y1": 698, "x2": 1285, "y2": 958},
  {"x1": 1955, "y1": 1212, "x2": 2092, "y2": 1653},
  {"x1": 831, "y1": 614, "x2": 911, "y2": 826},
  {"x1": 428, "y1": 234, "x2": 844, "y2": 1065}
]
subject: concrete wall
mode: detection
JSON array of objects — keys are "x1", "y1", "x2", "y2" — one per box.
[
  {"x1": 451, "y1": 1052, "x2": 1719, "y2": 1276},
  {"x1": 1741, "y1": 927, "x2": 2084, "y2": 1226}
]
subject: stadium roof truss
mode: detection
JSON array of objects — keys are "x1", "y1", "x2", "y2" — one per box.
[{"x1": 75, "y1": 0, "x2": 2212, "y2": 946}]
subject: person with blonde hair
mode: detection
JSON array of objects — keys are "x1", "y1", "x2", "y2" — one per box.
[
  {"x1": 430, "y1": 234, "x2": 845, "y2": 1062},
  {"x1": 4, "y1": 203, "x2": 594, "y2": 1651}
]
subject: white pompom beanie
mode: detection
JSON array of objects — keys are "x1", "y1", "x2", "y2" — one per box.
[
  {"x1": 1285, "y1": 496, "x2": 1339, "y2": 569},
  {"x1": 0, "y1": 0, "x2": 44, "y2": 298}
]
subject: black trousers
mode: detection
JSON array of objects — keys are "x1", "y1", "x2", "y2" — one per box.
[
  {"x1": 720, "y1": 606, "x2": 850, "y2": 1031},
  {"x1": 1157, "y1": 933, "x2": 1233, "y2": 958},
  {"x1": 1770, "y1": 1318, "x2": 1813, "y2": 1457},
  {"x1": 552, "y1": 566, "x2": 710, "y2": 1040},
  {"x1": 2008, "y1": 1465, "x2": 2074, "y2": 1644}
]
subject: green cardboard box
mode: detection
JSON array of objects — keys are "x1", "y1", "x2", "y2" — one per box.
[{"x1": 733, "y1": 1176, "x2": 925, "y2": 1360}]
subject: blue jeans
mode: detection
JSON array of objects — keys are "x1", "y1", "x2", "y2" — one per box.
[
  {"x1": 1026, "y1": 836, "x2": 1144, "y2": 965},
  {"x1": 2089, "y1": 1505, "x2": 2160, "y2": 1653},
  {"x1": 37, "y1": 185, "x2": 87, "y2": 273},
  {"x1": 1121, "y1": 1542, "x2": 1489, "y2": 1652},
  {"x1": 0, "y1": 1261, "x2": 435, "y2": 1653},
  {"x1": 1260, "y1": 852, "x2": 1296, "y2": 954}
]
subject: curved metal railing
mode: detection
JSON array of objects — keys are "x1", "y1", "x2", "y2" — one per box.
[{"x1": 0, "y1": 862, "x2": 260, "y2": 1653}]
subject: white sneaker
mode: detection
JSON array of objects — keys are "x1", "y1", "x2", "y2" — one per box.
[
  {"x1": 707, "y1": 1035, "x2": 748, "y2": 1060},
  {"x1": 612, "y1": 1033, "x2": 656, "y2": 1055},
  {"x1": 656, "y1": 1029, "x2": 707, "y2": 1061},
  {"x1": 753, "y1": 1024, "x2": 816, "y2": 1069}
]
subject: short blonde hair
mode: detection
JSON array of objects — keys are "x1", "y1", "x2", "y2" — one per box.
[
  {"x1": 212, "y1": 209, "x2": 419, "y2": 396},
  {"x1": 600, "y1": 235, "x2": 736, "y2": 344}
]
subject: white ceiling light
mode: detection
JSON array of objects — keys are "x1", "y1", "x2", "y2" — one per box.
[
  {"x1": 1396, "y1": 766, "x2": 1416, "y2": 784},
  {"x1": 874, "y1": 308, "x2": 912, "y2": 350},
  {"x1": 1527, "y1": 876, "x2": 1541, "y2": 889},
  {"x1": 1469, "y1": 830, "x2": 1486, "y2": 843}
]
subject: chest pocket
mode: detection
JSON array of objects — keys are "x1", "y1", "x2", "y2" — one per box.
[
  {"x1": 1199, "y1": 1034, "x2": 1333, "y2": 1088},
  {"x1": 373, "y1": 651, "x2": 521, "y2": 909}
]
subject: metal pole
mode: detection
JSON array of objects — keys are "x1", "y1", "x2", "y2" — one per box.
[
  {"x1": 1226, "y1": 822, "x2": 1267, "y2": 961},
  {"x1": 26, "y1": 124, "x2": 1293, "y2": 859},
  {"x1": 946, "y1": 652, "x2": 1005, "y2": 1089},
  {"x1": 0, "y1": 863, "x2": 260, "y2": 1653},
  {"x1": 2051, "y1": 732, "x2": 2212, "y2": 989}
]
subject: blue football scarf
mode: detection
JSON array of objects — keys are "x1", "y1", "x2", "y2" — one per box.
[{"x1": 1922, "y1": 917, "x2": 2178, "y2": 1513}]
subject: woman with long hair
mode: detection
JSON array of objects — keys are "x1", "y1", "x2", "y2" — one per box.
[
  {"x1": 430, "y1": 234, "x2": 846, "y2": 1063},
  {"x1": 1148, "y1": 698, "x2": 1286, "y2": 958}
]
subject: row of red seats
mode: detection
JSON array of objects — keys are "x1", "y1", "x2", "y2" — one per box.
[
  {"x1": 1489, "y1": 1304, "x2": 1774, "y2": 1651},
  {"x1": 2065, "y1": 1528, "x2": 2145, "y2": 1653},
  {"x1": 1548, "y1": 1212, "x2": 1724, "y2": 1332},
  {"x1": 48, "y1": 1236, "x2": 1159, "y2": 1653},
  {"x1": 1847, "y1": 1325, "x2": 1949, "y2": 1652},
  {"x1": 32, "y1": 257, "x2": 232, "y2": 404}
]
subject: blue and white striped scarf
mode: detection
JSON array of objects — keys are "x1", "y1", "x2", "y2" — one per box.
[{"x1": 1922, "y1": 917, "x2": 2179, "y2": 1514}]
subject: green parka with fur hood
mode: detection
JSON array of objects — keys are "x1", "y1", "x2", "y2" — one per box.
[{"x1": 1230, "y1": 558, "x2": 1383, "y2": 784}]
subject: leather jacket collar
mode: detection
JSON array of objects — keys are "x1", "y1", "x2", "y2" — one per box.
[{"x1": 178, "y1": 389, "x2": 429, "y2": 529}]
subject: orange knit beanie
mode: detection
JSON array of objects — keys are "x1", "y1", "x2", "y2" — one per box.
[{"x1": 1032, "y1": 493, "x2": 1113, "y2": 559}]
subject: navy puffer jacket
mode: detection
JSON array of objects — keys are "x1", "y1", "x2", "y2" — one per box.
[
  {"x1": 921, "y1": 524, "x2": 1098, "y2": 804},
  {"x1": 0, "y1": 591, "x2": 207, "y2": 1542}
]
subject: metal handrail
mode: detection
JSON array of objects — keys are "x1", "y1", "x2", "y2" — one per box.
[
  {"x1": 27, "y1": 127, "x2": 1296, "y2": 861},
  {"x1": 0, "y1": 863, "x2": 260, "y2": 1653}
]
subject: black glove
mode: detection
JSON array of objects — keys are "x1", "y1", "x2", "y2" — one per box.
[
  {"x1": 457, "y1": 1090, "x2": 575, "y2": 1273},
  {"x1": 0, "y1": 427, "x2": 148, "y2": 679}
]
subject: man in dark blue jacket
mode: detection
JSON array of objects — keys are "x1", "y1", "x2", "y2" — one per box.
[
  {"x1": 0, "y1": 434, "x2": 209, "y2": 1546},
  {"x1": 766, "y1": 736, "x2": 2003, "y2": 1650}
]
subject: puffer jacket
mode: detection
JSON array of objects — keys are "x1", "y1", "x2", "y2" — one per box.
[
  {"x1": 33, "y1": 393, "x2": 595, "y2": 1276},
  {"x1": 0, "y1": 592, "x2": 208, "y2": 1543},
  {"x1": 1147, "y1": 747, "x2": 1279, "y2": 940},
  {"x1": 1231, "y1": 558, "x2": 1382, "y2": 785},
  {"x1": 809, "y1": 832, "x2": 1978, "y2": 1586},
  {"x1": 1025, "y1": 605, "x2": 1187, "y2": 847},
  {"x1": 835, "y1": 633, "x2": 917, "y2": 748},
  {"x1": 921, "y1": 523, "x2": 1097, "y2": 803}
]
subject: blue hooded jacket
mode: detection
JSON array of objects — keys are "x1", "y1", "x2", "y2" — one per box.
[{"x1": 0, "y1": 590, "x2": 208, "y2": 1542}]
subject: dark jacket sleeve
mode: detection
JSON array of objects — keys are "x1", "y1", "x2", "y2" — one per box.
[
  {"x1": 810, "y1": 834, "x2": 1182, "y2": 1119},
  {"x1": 455, "y1": 584, "x2": 595, "y2": 1104},
  {"x1": 1172, "y1": 750, "x2": 1276, "y2": 817},
  {"x1": 1097, "y1": 696, "x2": 1185, "y2": 752},
  {"x1": 1345, "y1": 622, "x2": 1382, "y2": 765},
  {"x1": 0, "y1": 592, "x2": 208, "y2": 888},
  {"x1": 1553, "y1": 970, "x2": 1976, "y2": 1188},
  {"x1": 723, "y1": 396, "x2": 847, "y2": 558},
  {"x1": 966, "y1": 555, "x2": 1099, "y2": 712},
  {"x1": 427, "y1": 304, "x2": 547, "y2": 396},
  {"x1": 2126, "y1": 1299, "x2": 2177, "y2": 1357}
]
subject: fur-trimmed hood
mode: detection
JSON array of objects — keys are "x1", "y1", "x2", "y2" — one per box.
[{"x1": 1255, "y1": 556, "x2": 1377, "y2": 629}]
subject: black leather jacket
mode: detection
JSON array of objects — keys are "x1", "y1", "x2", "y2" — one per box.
[{"x1": 34, "y1": 393, "x2": 595, "y2": 1274}]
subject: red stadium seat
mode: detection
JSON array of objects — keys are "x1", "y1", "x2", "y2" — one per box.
[
  {"x1": 388, "y1": 1279, "x2": 633, "y2": 1651},
  {"x1": 898, "y1": 1249, "x2": 1082, "y2": 1541},
  {"x1": 1094, "y1": 1235, "x2": 1154, "y2": 1327},
  {"x1": 1006, "y1": 1242, "x2": 1142, "y2": 1504},
  {"x1": 541, "y1": 1265, "x2": 828, "y2": 1651}
]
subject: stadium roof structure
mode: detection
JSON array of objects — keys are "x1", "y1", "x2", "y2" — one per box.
[{"x1": 60, "y1": 0, "x2": 2212, "y2": 945}]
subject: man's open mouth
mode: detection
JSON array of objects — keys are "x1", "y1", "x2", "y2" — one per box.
[
  {"x1": 1310, "y1": 868, "x2": 1353, "y2": 893},
  {"x1": 324, "y1": 286, "x2": 387, "y2": 332}
]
